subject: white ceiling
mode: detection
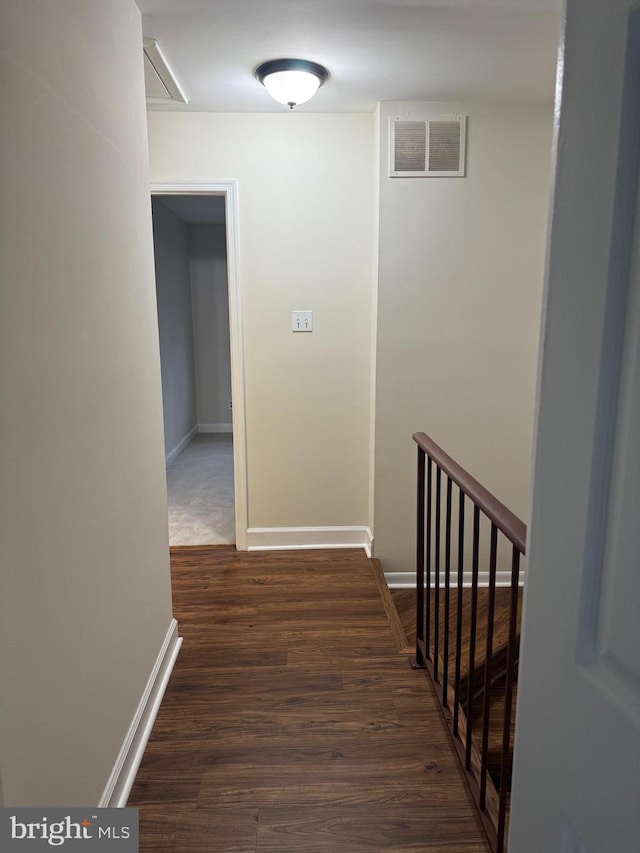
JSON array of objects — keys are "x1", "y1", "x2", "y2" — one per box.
[{"x1": 137, "y1": 0, "x2": 562, "y2": 113}]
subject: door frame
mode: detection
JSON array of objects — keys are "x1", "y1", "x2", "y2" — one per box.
[{"x1": 151, "y1": 180, "x2": 248, "y2": 550}]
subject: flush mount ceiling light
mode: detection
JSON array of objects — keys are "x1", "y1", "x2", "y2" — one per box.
[{"x1": 255, "y1": 59, "x2": 329, "y2": 110}]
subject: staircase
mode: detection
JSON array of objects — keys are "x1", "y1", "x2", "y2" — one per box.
[
  {"x1": 393, "y1": 587, "x2": 522, "y2": 793},
  {"x1": 404, "y1": 432, "x2": 526, "y2": 853}
]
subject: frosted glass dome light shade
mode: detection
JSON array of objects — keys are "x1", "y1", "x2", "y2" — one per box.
[
  {"x1": 263, "y1": 70, "x2": 320, "y2": 107},
  {"x1": 255, "y1": 59, "x2": 329, "y2": 109}
]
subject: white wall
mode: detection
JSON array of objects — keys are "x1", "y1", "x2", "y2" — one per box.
[
  {"x1": 152, "y1": 198, "x2": 198, "y2": 459},
  {"x1": 375, "y1": 101, "x2": 553, "y2": 576},
  {"x1": 189, "y1": 224, "x2": 232, "y2": 430},
  {"x1": 0, "y1": 0, "x2": 173, "y2": 805},
  {"x1": 147, "y1": 113, "x2": 375, "y2": 533}
]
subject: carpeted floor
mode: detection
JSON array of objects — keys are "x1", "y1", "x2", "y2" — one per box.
[{"x1": 166, "y1": 433, "x2": 235, "y2": 545}]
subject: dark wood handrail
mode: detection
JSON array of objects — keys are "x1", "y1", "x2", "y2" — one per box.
[{"x1": 412, "y1": 432, "x2": 527, "y2": 554}]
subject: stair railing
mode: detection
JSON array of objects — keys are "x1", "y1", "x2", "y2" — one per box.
[{"x1": 412, "y1": 432, "x2": 526, "y2": 853}]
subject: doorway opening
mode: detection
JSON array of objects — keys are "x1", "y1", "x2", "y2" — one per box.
[{"x1": 150, "y1": 183, "x2": 246, "y2": 548}]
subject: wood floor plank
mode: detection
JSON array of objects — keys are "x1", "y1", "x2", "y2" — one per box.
[
  {"x1": 138, "y1": 808, "x2": 258, "y2": 853},
  {"x1": 129, "y1": 546, "x2": 490, "y2": 852},
  {"x1": 370, "y1": 557, "x2": 413, "y2": 654},
  {"x1": 147, "y1": 708, "x2": 407, "y2": 744},
  {"x1": 127, "y1": 773, "x2": 201, "y2": 808},
  {"x1": 255, "y1": 806, "x2": 488, "y2": 853}
]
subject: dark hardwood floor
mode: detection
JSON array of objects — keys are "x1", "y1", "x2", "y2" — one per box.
[{"x1": 128, "y1": 546, "x2": 490, "y2": 852}]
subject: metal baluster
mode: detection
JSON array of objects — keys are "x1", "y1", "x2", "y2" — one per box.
[
  {"x1": 414, "y1": 447, "x2": 426, "y2": 668},
  {"x1": 480, "y1": 524, "x2": 498, "y2": 809},
  {"x1": 442, "y1": 476, "x2": 452, "y2": 709},
  {"x1": 465, "y1": 505, "x2": 480, "y2": 772},
  {"x1": 425, "y1": 457, "x2": 433, "y2": 661},
  {"x1": 434, "y1": 466, "x2": 441, "y2": 681},
  {"x1": 453, "y1": 489, "x2": 465, "y2": 736}
]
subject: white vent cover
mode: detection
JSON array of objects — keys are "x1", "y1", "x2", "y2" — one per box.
[{"x1": 390, "y1": 114, "x2": 466, "y2": 177}]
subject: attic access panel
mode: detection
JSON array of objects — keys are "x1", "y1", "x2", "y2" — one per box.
[
  {"x1": 143, "y1": 38, "x2": 188, "y2": 104},
  {"x1": 390, "y1": 114, "x2": 467, "y2": 177}
]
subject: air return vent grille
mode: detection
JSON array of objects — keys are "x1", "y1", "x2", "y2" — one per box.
[
  {"x1": 390, "y1": 114, "x2": 466, "y2": 177},
  {"x1": 394, "y1": 122, "x2": 427, "y2": 172}
]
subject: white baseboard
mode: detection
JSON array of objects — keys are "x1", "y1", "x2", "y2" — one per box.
[
  {"x1": 247, "y1": 526, "x2": 373, "y2": 555},
  {"x1": 385, "y1": 571, "x2": 526, "y2": 589},
  {"x1": 98, "y1": 619, "x2": 182, "y2": 808},
  {"x1": 198, "y1": 423, "x2": 233, "y2": 434},
  {"x1": 165, "y1": 426, "x2": 197, "y2": 466},
  {"x1": 363, "y1": 533, "x2": 373, "y2": 558}
]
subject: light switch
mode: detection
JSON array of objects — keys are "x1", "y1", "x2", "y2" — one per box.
[{"x1": 292, "y1": 310, "x2": 313, "y2": 332}]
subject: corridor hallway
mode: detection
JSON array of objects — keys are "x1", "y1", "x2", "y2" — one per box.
[{"x1": 128, "y1": 546, "x2": 490, "y2": 852}]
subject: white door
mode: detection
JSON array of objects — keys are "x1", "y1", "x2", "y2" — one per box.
[{"x1": 509, "y1": 1, "x2": 640, "y2": 851}]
